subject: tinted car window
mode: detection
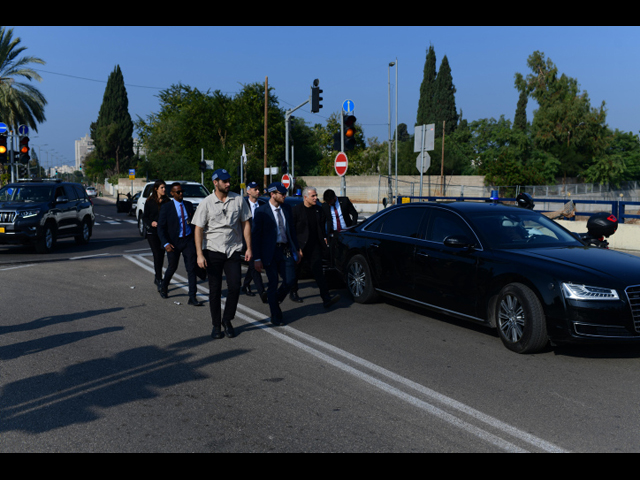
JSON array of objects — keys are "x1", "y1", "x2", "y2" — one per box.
[
  {"x1": 365, "y1": 207, "x2": 425, "y2": 238},
  {"x1": 64, "y1": 185, "x2": 78, "y2": 200},
  {"x1": 0, "y1": 185, "x2": 53, "y2": 202},
  {"x1": 426, "y1": 209, "x2": 475, "y2": 244},
  {"x1": 469, "y1": 211, "x2": 582, "y2": 249},
  {"x1": 181, "y1": 184, "x2": 209, "y2": 197},
  {"x1": 73, "y1": 185, "x2": 87, "y2": 199}
]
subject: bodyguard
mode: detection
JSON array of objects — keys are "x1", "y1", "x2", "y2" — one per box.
[
  {"x1": 193, "y1": 169, "x2": 252, "y2": 339},
  {"x1": 252, "y1": 182, "x2": 300, "y2": 326}
]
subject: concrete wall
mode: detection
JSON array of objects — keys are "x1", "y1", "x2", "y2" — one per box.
[{"x1": 557, "y1": 220, "x2": 640, "y2": 252}]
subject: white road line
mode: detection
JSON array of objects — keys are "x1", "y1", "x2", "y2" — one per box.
[{"x1": 124, "y1": 253, "x2": 568, "y2": 453}]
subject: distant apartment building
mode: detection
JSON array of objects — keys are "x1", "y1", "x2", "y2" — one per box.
[{"x1": 75, "y1": 133, "x2": 94, "y2": 171}]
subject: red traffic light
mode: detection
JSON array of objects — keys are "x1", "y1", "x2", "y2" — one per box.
[{"x1": 19, "y1": 136, "x2": 29, "y2": 153}]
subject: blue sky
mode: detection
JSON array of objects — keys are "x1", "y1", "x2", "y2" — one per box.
[{"x1": 6, "y1": 26, "x2": 640, "y2": 171}]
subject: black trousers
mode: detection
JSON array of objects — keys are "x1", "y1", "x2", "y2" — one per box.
[
  {"x1": 161, "y1": 234, "x2": 197, "y2": 297},
  {"x1": 292, "y1": 244, "x2": 330, "y2": 301},
  {"x1": 204, "y1": 250, "x2": 242, "y2": 328},
  {"x1": 146, "y1": 233, "x2": 165, "y2": 282}
]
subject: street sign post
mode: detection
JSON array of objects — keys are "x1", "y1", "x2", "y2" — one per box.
[
  {"x1": 335, "y1": 152, "x2": 348, "y2": 177},
  {"x1": 18, "y1": 125, "x2": 28, "y2": 136},
  {"x1": 414, "y1": 124, "x2": 435, "y2": 198},
  {"x1": 0, "y1": 123, "x2": 7, "y2": 134}
]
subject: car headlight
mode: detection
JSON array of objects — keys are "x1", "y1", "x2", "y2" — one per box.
[
  {"x1": 18, "y1": 210, "x2": 40, "y2": 219},
  {"x1": 562, "y1": 283, "x2": 619, "y2": 301}
]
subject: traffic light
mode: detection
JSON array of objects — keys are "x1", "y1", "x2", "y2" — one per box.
[
  {"x1": 19, "y1": 136, "x2": 30, "y2": 164},
  {"x1": 280, "y1": 159, "x2": 288, "y2": 174},
  {"x1": 311, "y1": 79, "x2": 322, "y2": 113},
  {"x1": 0, "y1": 134, "x2": 7, "y2": 164},
  {"x1": 199, "y1": 161, "x2": 207, "y2": 173},
  {"x1": 343, "y1": 115, "x2": 357, "y2": 151}
]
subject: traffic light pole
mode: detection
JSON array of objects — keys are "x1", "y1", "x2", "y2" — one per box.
[{"x1": 284, "y1": 98, "x2": 309, "y2": 193}]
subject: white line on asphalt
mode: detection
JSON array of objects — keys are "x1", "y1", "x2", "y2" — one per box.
[
  {"x1": 124, "y1": 253, "x2": 569, "y2": 453},
  {"x1": 70, "y1": 253, "x2": 111, "y2": 260}
]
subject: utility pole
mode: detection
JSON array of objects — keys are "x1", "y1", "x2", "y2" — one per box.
[{"x1": 264, "y1": 76, "x2": 268, "y2": 191}]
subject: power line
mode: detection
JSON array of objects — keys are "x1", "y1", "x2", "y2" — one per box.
[{"x1": 34, "y1": 69, "x2": 164, "y2": 90}]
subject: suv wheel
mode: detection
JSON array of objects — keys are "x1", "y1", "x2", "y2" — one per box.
[
  {"x1": 75, "y1": 219, "x2": 91, "y2": 245},
  {"x1": 138, "y1": 215, "x2": 146, "y2": 237},
  {"x1": 35, "y1": 224, "x2": 55, "y2": 254}
]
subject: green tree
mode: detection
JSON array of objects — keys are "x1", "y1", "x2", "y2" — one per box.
[
  {"x1": 0, "y1": 26, "x2": 47, "y2": 131},
  {"x1": 416, "y1": 45, "x2": 437, "y2": 128},
  {"x1": 513, "y1": 89, "x2": 528, "y2": 131},
  {"x1": 515, "y1": 51, "x2": 608, "y2": 179},
  {"x1": 433, "y1": 55, "x2": 458, "y2": 137},
  {"x1": 92, "y1": 65, "x2": 134, "y2": 175}
]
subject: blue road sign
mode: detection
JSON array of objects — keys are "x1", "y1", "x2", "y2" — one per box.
[
  {"x1": 342, "y1": 99, "x2": 354, "y2": 114},
  {"x1": 0, "y1": 123, "x2": 7, "y2": 134},
  {"x1": 18, "y1": 125, "x2": 28, "y2": 136}
]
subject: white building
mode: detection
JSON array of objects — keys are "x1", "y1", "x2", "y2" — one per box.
[{"x1": 75, "y1": 133, "x2": 94, "y2": 171}]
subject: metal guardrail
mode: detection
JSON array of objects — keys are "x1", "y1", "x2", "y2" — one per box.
[{"x1": 400, "y1": 196, "x2": 640, "y2": 224}]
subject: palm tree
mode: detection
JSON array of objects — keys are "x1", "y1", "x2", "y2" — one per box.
[{"x1": 0, "y1": 26, "x2": 47, "y2": 131}]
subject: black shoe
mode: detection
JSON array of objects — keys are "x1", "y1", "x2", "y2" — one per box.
[
  {"x1": 242, "y1": 285, "x2": 255, "y2": 296},
  {"x1": 223, "y1": 321, "x2": 235, "y2": 338},
  {"x1": 260, "y1": 291, "x2": 268, "y2": 304},
  {"x1": 188, "y1": 296, "x2": 204, "y2": 306},
  {"x1": 159, "y1": 288, "x2": 168, "y2": 299},
  {"x1": 271, "y1": 311, "x2": 284, "y2": 326},
  {"x1": 211, "y1": 326, "x2": 224, "y2": 339},
  {"x1": 323, "y1": 294, "x2": 341, "y2": 309},
  {"x1": 289, "y1": 291, "x2": 303, "y2": 303}
]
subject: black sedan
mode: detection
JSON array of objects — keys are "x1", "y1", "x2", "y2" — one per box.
[{"x1": 333, "y1": 201, "x2": 640, "y2": 354}]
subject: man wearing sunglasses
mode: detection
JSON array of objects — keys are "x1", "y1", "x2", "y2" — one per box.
[
  {"x1": 157, "y1": 182, "x2": 203, "y2": 306},
  {"x1": 193, "y1": 169, "x2": 252, "y2": 340}
]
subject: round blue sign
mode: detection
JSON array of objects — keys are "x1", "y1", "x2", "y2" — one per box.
[{"x1": 0, "y1": 123, "x2": 7, "y2": 133}]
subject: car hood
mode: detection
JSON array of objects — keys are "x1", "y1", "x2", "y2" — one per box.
[
  {"x1": 504, "y1": 246, "x2": 640, "y2": 286},
  {"x1": 0, "y1": 201, "x2": 49, "y2": 210}
]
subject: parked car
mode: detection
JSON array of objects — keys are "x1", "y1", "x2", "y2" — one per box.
[
  {"x1": 86, "y1": 186, "x2": 97, "y2": 197},
  {"x1": 333, "y1": 201, "x2": 640, "y2": 354},
  {"x1": 129, "y1": 191, "x2": 140, "y2": 216},
  {"x1": 0, "y1": 180, "x2": 95, "y2": 253},
  {"x1": 136, "y1": 180, "x2": 210, "y2": 236}
]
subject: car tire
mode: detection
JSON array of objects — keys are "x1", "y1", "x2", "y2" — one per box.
[
  {"x1": 75, "y1": 219, "x2": 91, "y2": 245},
  {"x1": 138, "y1": 215, "x2": 146, "y2": 237},
  {"x1": 35, "y1": 224, "x2": 55, "y2": 254},
  {"x1": 496, "y1": 283, "x2": 548, "y2": 354},
  {"x1": 346, "y1": 254, "x2": 378, "y2": 304}
]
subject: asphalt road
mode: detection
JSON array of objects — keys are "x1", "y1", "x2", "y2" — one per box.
[{"x1": 2, "y1": 197, "x2": 640, "y2": 452}]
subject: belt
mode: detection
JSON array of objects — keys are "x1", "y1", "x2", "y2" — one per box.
[{"x1": 276, "y1": 242, "x2": 287, "y2": 247}]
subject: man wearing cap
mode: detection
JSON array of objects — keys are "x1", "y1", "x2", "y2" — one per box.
[
  {"x1": 193, "y1": 169, "x2": 252, "y2": 340},
  {"x1": 252, "y1": 182, "x2": 300, "y2": 326},
  {"x1": 241, "y1": 181, "x2": 266, "y2": 300}
]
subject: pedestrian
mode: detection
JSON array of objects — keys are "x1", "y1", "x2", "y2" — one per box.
[
  {"x1": 143, "y1": 179, "x2": 169, "y2": 291},
  {"x1": 157, "y1": 182, "x2": 204, "y2": 307},
  {"x1": 241, "y1": 181, "x2": 266, "y2": 301},
  {"x1": 322, "y1": 188, "x2": 358, "y2": 233},
  {"x1": 193, "y1": 169, "x2": 252, "y2": 340},
  {"x1": 291, "y1": 186, "x2": 340, "y2": 308},
  {"x1": 252, "y1": 182, "x2": 300, "y2": 326}
]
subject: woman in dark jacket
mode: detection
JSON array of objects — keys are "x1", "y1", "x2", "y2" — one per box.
[{"x1": 143, "y1": 180, "x2": 169, "y2": 290}]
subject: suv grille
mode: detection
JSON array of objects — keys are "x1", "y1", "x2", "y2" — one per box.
[
  {"x1": 625, "y1": 285, "x2": 640, "y2": 332},
  {"x1": 0, "y1": 211, "x2": 16, "y2": 223}
]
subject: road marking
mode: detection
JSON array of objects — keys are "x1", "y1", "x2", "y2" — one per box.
[{"x1": 124, "y1": 253, "x2": 569, "y2": 453}]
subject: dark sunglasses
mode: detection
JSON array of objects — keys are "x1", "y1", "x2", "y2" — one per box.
[{"x1": 173, "y1": 190, "x2": 184, "y2": 195}]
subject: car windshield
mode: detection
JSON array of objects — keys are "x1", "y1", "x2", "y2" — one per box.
[
  {"x1": 181, "y1": 184, "x2": 209, "y2": 198},
  {"x1": 0, "y1": 185, "x2": 53, "y2": 203},
  {"x1": 468, "y1": 210, "x2": 582, "y2": 249}
]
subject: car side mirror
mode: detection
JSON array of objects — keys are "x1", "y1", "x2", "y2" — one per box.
[
  {"x1": 444, "y1": 235, "x2": 475, "y2": 250},
  {"x1": 55, "y1": 196, "x2": 68, "y2": 204}
]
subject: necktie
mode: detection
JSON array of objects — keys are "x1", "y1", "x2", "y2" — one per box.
[
  {"x1": 276, "y1": 208, "x2": 287, "y2": 243},
  {"x1": 180, "y1": 203, "x2": 187, "y2": 237},
  {"x1": 334, "y1": 206, "x2": 342, "y2": 232}
]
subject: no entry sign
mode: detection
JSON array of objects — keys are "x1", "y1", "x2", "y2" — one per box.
[
  {"x1": 281, "y1": 173, "x2": 291, "y2": 189},
  {"x1": 334, "y1": 152, "x2": 348, "y2": 177}
]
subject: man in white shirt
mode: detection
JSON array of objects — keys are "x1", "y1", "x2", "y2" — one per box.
[{"x1": 193, "y1": 169, "x2": 252, "y2": 340}]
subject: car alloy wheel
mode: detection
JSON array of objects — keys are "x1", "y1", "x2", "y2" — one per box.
[
  {"x1": 498, "y1": 294, "x2": 525, "y2": 343},
  {"x1": 496, "y1": 283, "x2": 548, "y2": 354},
  {"x1": 346, "y1": 254, "x2": 378, "y2": 304}
]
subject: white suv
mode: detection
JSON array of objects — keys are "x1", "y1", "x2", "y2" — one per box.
[{"x1": 136, "y1": 180, "x2": 210, "y2": 236}]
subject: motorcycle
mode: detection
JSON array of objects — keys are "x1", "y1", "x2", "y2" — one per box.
[{"x1": 516, "y1": 193, "x2": 618, "y2": 249}]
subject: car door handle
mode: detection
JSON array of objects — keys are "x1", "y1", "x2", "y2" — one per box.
[{"x1": 416, "y1": 251, "x2": 429, "y2": 258}]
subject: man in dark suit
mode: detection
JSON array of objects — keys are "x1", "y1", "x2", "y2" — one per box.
[
  {"x1": 322, "y1": 189, "x2": 358, "y2": 233},
  {"x1": 290, "y1": 186, "x2": 340, "y2": 308},
  {"x1": 252, "y1": 182, "x2": 300, "y2": 326},
  {"x1": 241, "y1": 181, "x2": 265, "y2": 299},
  {"x1": 157, "y1": 182, "x2": 203, "y2": 306}
]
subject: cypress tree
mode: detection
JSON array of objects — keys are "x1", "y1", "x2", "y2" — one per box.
[
  {"x1": 514, "y1": 88, "x2": 528, "y2": 131},
  {"x1": 416, "y1": 45, "x2": 437, "y2": 127},
  {"x1": 92, "y1": 65, "x2": 134, "y2": 175},
  {"x1": 433, "y1": 55, "x2": 458, "y2": 137}
]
